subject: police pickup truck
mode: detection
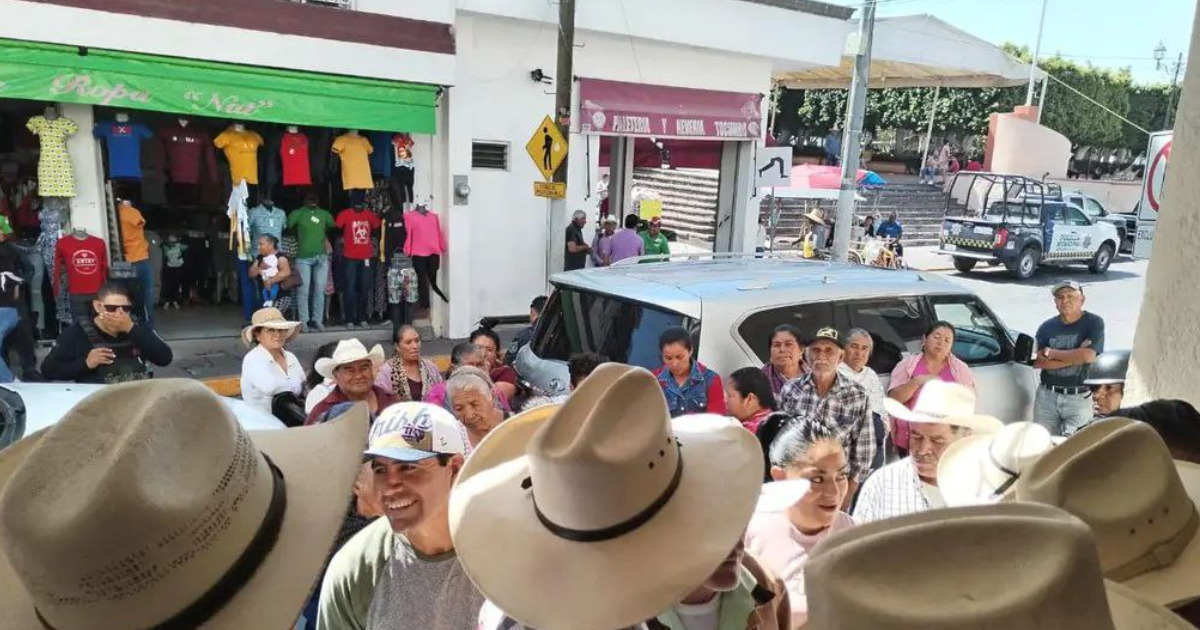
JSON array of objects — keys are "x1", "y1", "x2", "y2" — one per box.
[{"x1": 937, "y1": 173, "x2": 1121, "y2": 280}]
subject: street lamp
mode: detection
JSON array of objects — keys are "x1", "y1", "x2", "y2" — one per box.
[{"x1": 1154, "y1": 41, "x2": 1184, "y2": 130}]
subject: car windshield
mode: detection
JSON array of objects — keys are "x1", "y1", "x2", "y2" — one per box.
[{"x1": 530, "y1": 287, "x2": 697, "y2": 371}]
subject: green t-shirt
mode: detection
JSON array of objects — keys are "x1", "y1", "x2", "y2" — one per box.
[
  {"x1": 288, "y1": 205, "x2": 335, "y2": 259},
  {"x1": 318, "y1": 517, "x2": 394, "y2": 630},
  {"x1": 642, "y1": 232, "x2": 670, "y2": 258}
]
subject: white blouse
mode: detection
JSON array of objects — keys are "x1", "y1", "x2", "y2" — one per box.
[{"x1": 240, "y1": 345, "x2": 305, "y2": 414}]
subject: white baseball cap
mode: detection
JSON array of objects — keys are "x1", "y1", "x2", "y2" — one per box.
[{"x1": 365, "y1": 402, "x2": 467, "y2": 462}]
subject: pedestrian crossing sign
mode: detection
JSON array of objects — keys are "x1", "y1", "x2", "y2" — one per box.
[{"x1": 526, "y1": 116, "x2": 568, "y2": 181}]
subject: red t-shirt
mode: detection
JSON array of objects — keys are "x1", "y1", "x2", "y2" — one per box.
[
  {"x1": 281, "y1": 132, "x2": 312, "y2": 186},
  {"x1": 159, "y1": 124, "x2": 216, "y2": 184},
  {"x1": 54, "y1": 235, "x2": 109, "y2": 295},
  {"x1": 336, "y1": 209, "x2": 381, "y2": 260}
]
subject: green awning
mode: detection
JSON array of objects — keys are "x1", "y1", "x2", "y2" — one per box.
[{"x1": 0, "y1": 38, "x2": 438, "y2": 133}]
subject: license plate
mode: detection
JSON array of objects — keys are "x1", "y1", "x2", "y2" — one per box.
[
  {"x1": 974, "y1": 226, "x2": 994, "y2": 237},
  {"x1": 943, "y1": 244, "x2": 958, "y2": 252}
]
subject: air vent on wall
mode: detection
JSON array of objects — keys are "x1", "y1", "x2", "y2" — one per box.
[{"x1": 472, "y1": 141, "x2": 510, "y2": 171}]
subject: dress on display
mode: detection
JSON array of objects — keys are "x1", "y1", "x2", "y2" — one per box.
[
  {"x1": 331, "y1": 133, "x2": 374, "y2": 190},
  {"x1": 26, "y1": 116, "x2": 78, "y2": 197}
]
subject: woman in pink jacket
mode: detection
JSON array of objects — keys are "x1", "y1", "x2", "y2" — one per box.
[{"x1": 887, "y1": 321, "x2": 975, "y2": 453}]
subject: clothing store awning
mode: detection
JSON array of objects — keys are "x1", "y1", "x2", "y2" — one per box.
[
  {"x1": 579, "y1": 78, "x2": 764, "y2": 141},
  {"x1": 0, "y1": 38, "x2": 439, "y2": 133}
]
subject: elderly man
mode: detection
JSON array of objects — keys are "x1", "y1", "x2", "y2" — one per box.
[
  {"x1": 838, "y1": 328, "x2": 889, "y2": 468},
  {"x1": 564, "y1": 209, "x2": 591, "y2": 271},
  {"x1": 778, "y1": 327, "x2": 876, "y2": 501},
  {"x1": 853, "y1": 381, "x2": 1001, "y2": 522},
  {"x1": 306, "y1": 338, "x2": 403, "y2": 424},
  {"x1": 446, "y1": 366, "x2": 508, "y2": 447},
  {"x1": 591, "y1": 215, "x2": 618, "y2": 267},
  {"x1": 1033, "y1": 280, "x2": 1105, "y2": 436}
]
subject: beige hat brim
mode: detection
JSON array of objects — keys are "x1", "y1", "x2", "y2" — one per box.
[
  {"x1": 883, "y1": 398, "x2": 1004, "y2": 434},
  {"x1": 0, "y1": 404, "x2": 369, "y2": 630},
  {"x1": 1119, "y1": 460, "x2": 1200, "y2": 608},
  {"x1": 241, "y1": 320, "x2": 302, "y2": 349},
  {"x1": 938, "y1": 433, "x2": 1058, "y2": 508},
  {"x1": 316, "y1": 344, "x2": 386, "y2": 379},
  {"x1": 450, "y1": 412, "x2": 763, "y2": 630},
  {"x1": 1106, "y1": 580, "x2": 1196, "y2": 629}
]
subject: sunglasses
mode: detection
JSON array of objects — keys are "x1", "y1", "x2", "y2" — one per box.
[{"x1": 102, "y1": 304, "x2": 134, "y2": 313}]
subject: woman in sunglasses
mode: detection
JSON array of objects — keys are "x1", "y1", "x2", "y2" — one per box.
[{"x1": 41, "y1": 282, "x2": 173, "y2": 383}]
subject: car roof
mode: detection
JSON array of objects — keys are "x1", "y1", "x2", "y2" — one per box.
[{"x1": 550, "y1": 257, "x2": 966, "y2": 318}]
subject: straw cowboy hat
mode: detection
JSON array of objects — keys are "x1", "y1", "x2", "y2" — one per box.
[
  {"x1": 241, "y1": 307, "x2": 301, "y2": 348},
  {"x1": 883, "y1": 380, "x2": 1004, "y2": 433},
  {"x1": 938, "y1": 421, "x2": 1062, "y2": 507},
  {"x1": 315, "y1": 338, "x2": 386, "y2": 379},
  {"x1": 804, "y1": 503, "x2": 1194, "y2": 629},
  {"x1": 449, "y1": 363, "x2": 764, "y2": 630},
  {"x1": 0, "y1": 379, "x2": 368, "y2": 630},
  {"x1": 803, "y1": 210, "x2": 826, "y2": 225},
  {"x1": 1015, "y1": 417, "x2": 1200, "y2": 608}
]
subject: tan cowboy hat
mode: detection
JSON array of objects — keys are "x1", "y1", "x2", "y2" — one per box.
[
  {"x1": 1015, "y1": 417, "x2": 1200, "y2": 608},
  {"x1": 241, "y1": 307, "x2": 301, "y2": 348},
  {"x1": 804, "y1": 503, "x2": 1194, "y2": 629},
  {"x1": 938, "y1": 421, "x2": 1061, "y2": 507},
  {"x1": 315, "y1": 338, "x2": 385, "y2": 379},
  {"x1": 804, "y1": 210, "x2": 826, "y2": 225},
  {"x1": 883, "y1": 380, "x2": 1003, "y2": 433},
  {"x1": 0, "y1": 379, "x2": 367, "y2": 630},
  {"x1": 449, "y1": 363, "x2": 763, "y2": 630}
]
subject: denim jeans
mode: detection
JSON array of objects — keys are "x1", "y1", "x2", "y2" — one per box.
[
  {"x1": 13, "y1": 243, "x2": 44, "y2": 330},
  {"x1": 1033, "y1": 385, "x2": 1094, "y2": 436},
  {"x1": 342, "y1": 259, "x2": 374, "y2": 324},
  {"x1": 236, "y1": 259, "x2": 260, "y2": 323},
  {"x1": 0, "y1": 307, "x2": 19, "y2": 382},
  {"x1": 131, "y1": 259, "x2": 156, "y2": 329},
  {"x1": 295, "y1": 255, "x2": 329, "y2": 326}
]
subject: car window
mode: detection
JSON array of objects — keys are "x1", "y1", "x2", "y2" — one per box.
[
  {"x1": 737, "y1": 303, "x2": 836, "y2": 363},
  {"x1": 530, "y1": 288, "x2": 697, "y2": 371},
  {"x1": 929, "y1": 296, "x2": 1010, "y2": 365},
  {"x1": 1043, "y1": 205, "x2": 1063, "y2": 222},
  {"x1": 1085, "y1": 198, "x2": 1106, "y2": 217},
  {"x1": 844, "y1": 297, "x2": 929, "y2": 375},
  {"x1": 1063, "y1": 206, "x2": 1091, "y2": 226}
]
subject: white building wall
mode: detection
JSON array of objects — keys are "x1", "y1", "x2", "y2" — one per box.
[{"x1": 358, "y1": 0, "x2": 454, "y2": 24}]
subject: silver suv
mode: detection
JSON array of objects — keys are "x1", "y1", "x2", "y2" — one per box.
[{"x1": 514, "y1": 254, "x2": 1038, "y2": 423}]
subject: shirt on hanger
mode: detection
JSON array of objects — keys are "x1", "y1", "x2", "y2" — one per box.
[
  {"x1": 159, "y1": 124, "x2": 217, "y2": 184},
  {"x1": 26, "y1": 115, "x2": 79, "y2": 197},
  {"x1": 226, "y1": 181, "x2": 251, "y2": 260},
  {"x1": 118, "y1": 205, "x2": 150, "y2": 263},
  {"x1": 336, "y1": 208, "x2": 381, "y2": 260},
  {"x1": 369, "y1": 132, "x2": 393, "y2": 177},
  {"x1": 54, "y1": 234, "x2": 108, "y2": 295},
  {"x1": 94, "y1": 121, "x2": 153, "y2": 180},
  {"x1": 213, "y1": 127, "x2": 264, "y2": 185},
  {"x1": 288, "y1": 205, "x2": 335, "y2": 259},
  {"x1": 331, "y1": 133, "x2": 374, "y2": 191},
  {"x1": 403, "y1": 209, "x2": 446, "y2": 257},
  {"x1": 280, "y1": 132, "x2": 312, "y2": 187}
]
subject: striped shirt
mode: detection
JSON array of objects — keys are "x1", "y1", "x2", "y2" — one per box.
[
  {"x1": 778, "y1": 372, "x2": 877, "y2": 481},
  {"x1": 852, "y1": 457, "x2": 943, "y2": 523}
]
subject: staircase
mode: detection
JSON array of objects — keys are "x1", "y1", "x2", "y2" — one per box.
[
  {"x1": 632, "y1": 168, "x2": 719, "y2": 244},
  {"x1": 861, "y1": 183, "x2": 950, "y2": 247}
]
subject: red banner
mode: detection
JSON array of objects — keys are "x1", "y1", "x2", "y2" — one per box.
[{"x1": 579, "y1": 78, "x2": 763, "y2": 141}]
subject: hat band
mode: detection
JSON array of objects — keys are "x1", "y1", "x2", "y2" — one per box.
[
  {"x1": 532, "y1": 443, "x2": 683, "y2": 544},
  {"x1": 36, "y1": 454, "x2": 288, "y2": 630},
  {"x1": 987, "y1": 444, "x2": 1021, "y2": 496},
  {"x1": 1105, "y1": 502, "x2": 1199, "y2": 582}
]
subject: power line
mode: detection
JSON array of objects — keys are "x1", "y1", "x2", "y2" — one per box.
[{"x1": 1044, "y1": 71, "x2": 1151, "y2": 135}]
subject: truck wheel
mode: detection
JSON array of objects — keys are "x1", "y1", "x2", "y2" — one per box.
[
  {"x1": 953, "y1": 257, "x2": 977, "y2": 273},
  {"x1": 1089, "y1": 243, "x2": 1115, "y2": 274},
  {"x1": 1008, "y1": 247, "x2": 1039, "y2": 280}
]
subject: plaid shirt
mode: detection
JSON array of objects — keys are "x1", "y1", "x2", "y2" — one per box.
[
  {"x1": 851, "y1": 457, "x2": 934, "y2": 523},
  {"x1": 778, "y1": 372, "x2": 876, "y2": 481}
]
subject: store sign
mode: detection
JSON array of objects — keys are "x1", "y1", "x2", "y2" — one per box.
[
  {"x1": 579, "y1": 78, "x2": 763, "y2": 141},
  {"x1": 533, "y1": 181, "x2": 566, "y2": 198}
]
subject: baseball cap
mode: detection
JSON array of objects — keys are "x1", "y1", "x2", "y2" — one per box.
[
  {"x1": 365, "y1": 402, "x2": 467, "y2": 462},
  {"x1": 0, "y1": 215, "x2": 12, "y2": 235},
  {"x1": 807, "y1": 326, "x2": 845, "y2": 349},
  {"x1": 1051, "y1": 280, "x2": 1084, "y2": 296}
]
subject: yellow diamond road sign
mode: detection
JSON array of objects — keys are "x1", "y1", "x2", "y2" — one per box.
[{"x1": 526, "y1": 115, "x2": 568, "y2": 181}]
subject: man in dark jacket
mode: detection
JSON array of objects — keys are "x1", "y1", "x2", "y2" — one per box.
[{"x1": 41, "y1": 282, "x2": 173, "y2": 383}]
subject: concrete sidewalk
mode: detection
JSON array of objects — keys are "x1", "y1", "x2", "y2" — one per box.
[{"x1": 904, "y1": 245, "x2": 956, "y2": 272}]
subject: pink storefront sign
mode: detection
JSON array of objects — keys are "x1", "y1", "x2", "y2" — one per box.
[{"x1": 579, "y1": 78, "x2": 764, "y2": 141}]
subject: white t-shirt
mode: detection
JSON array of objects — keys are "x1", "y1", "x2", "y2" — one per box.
[
  {"x1": 673, "y1": 595, "x2": 720, "y2": 630},
  {"x1": 305, "y1": 380, "x2": 335, "y2": 414},
  {"x1": 239, "y1": 345, "x2": 304, "y2": 413}
]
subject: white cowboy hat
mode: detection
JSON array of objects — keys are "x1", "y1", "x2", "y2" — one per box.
[
  {"x1": 241, "y1": 307, "x2": 301, "y2": 348},
  {"x1": 315, "y1": 339, "x2": 386, "y2": 379},
  {"x1": 449, "y1": 363, "x2": 763, "y2": 630},
  {"x1": 804, "y1": 503, "x2": 1194, "y2": 629},
  {"x1": 1015, "y1": 417, "x2": 1200, "y2": 608},
  {"x1": 883, "y1": 380, "x2": 1003, "y2": 433},
  {"x1": 756, "y1": 479, "x2": 812, "y2": 513},
  {"x1": 938, "y1": 422, "x2": 1062, "y2": 507},
  {"x1": 804, "y1": 210, "x2": 826, "y2": 225},
  {"x1": 0, "y1": 379, "x2": 367, "y2": 630}
]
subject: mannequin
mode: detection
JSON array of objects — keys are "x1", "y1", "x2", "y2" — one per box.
[
  {"x1": 387, "y1": 252, "x2": 418, "y2": 336},
  {"x1": 280, "y1": 126, "x2": 312, "y2": 187},
  {"x1": 403, "y1": 198, "x2": 448, "y2": 310},
  {"x1": 234, "y1": 123, "x2": 246, "y2": 132},
  {"x1": 178, "y1": 118, "x2": 190, "y2": 128},
  {"x1": 54, "y1": 226, "x2": 108, "y2": 323},
  {"x1": 287, "y1": 125, "x2": 299, "y2": 133},
  {"x1": 27, "y1": 108, "x2": 79, "y2": 199},
  {"x1": 118, "y1": 199, "x2": 155, "y2": 329},
  {"x1": 335, "y1": 200, "x2": 382, "y2": 326},
  {"x1": 94, "y1": 115, "x2": 153, "y2": 180},
  {"x1": 214, "y1": 124, "x2": 264, "y2": 186},
  {"x1": 43, "y1": 106, "x2": 59, "y2": 121},
  {"x1": 332, "y1": 129, "x2": 374, "y2": 191},
  {"x1": 115, "y1": 112, "x2": 130, "y2": 123},
  {"x1": 391, "y1": 133, "x2": 416, "y2": 205},
  {"x1": 248, "y1": 193, "x2": 286, "y2": 247},
  {"x1": 35, "y1": 199, "x2": 65, "y2": 328}
]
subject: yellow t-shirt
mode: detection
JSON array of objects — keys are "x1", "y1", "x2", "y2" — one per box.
[
  {"x1": 214, "y1": 128, "x2": 264, "y2": 185},
  {"x1": 119, "y1": 204, "x2": 150, "y2": 263},
  {"x1": 332, "y1": 133, "x2": 374, "y2": 191}
]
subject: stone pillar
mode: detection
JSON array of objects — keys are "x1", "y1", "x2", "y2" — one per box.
[{"x1": 1125, "y1": 7, "x2": 1200, "y2": 406}]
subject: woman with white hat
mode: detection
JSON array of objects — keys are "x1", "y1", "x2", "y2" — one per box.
[{"x1": 239, "y1": 307, "x2": 304, "y2": 417}]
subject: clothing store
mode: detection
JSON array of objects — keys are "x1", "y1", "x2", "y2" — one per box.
[{"x1": 0, "y1": 37, "x2": 443, "y2": 340}]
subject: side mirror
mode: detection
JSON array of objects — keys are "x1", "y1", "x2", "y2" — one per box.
[{"x1": 1014, "y1": 333, "x2": 1036, "y2": 365}]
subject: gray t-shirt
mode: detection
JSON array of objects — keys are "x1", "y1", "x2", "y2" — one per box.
[
  {"x1": 1036, "y1": 311, "x2": 1105, "y2": 387},
  {"x1": 365, "y1": 533, "x2": 483, "y2": 630}
]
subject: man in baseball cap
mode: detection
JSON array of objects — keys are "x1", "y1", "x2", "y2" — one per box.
[
  {"x1": 1034, "y1": 280, "x2": 1106, "y2": 436},
  {"x1": 318, "y1": 402, "x2": 479, "y2": 630}
]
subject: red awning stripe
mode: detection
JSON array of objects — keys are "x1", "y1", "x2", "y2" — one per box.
[{"x1": 579, "y1": 78, "x2": 763, "y2": 141}]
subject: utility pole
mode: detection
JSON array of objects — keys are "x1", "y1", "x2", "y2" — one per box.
[
  {"x1": 553, "y1": 0, "x2": 575, "y2": 185},
  {"x1": 831, "y1": 0, "x2": 877, "y2": 263},
  {"x1": 1026, "y1": 0, "x2": 1049, "y2": 105},
  {"x1": 1166, "y1": 52, "x2": 1183, "y2": 129}
]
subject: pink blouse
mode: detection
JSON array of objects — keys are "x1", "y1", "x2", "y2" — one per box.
[
  {"x1": 888, "y1": 353, "x2": 975, "y2": 449},
  {"x1": 403, "y1": 210, "x2": 447, "y2": 257}
]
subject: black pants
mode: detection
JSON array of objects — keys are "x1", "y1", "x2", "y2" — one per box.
[
  {"x1": 342, "y1": 258, "x2": 374, "y2": 323},
  {"x1": 391, "y1": 166, "x2": 415, "y2": 206},
  {"x1": 411, "y1": 255, "x2": 448, "y2": 309},
  {"x1": 389, "y1": 301, "x2": 413, "y2": 339},
  {"x1": 5, "y1": 300, "x2": 38, "y2": 376},
  {"x1": 162, "y1": 267, "x2": 182, "y2": 304}
]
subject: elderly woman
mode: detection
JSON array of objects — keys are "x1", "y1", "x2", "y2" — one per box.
[
  {"x1": 762, "y1": 324, "x2": 805, "y2": 396},
  {"x1": 888, "y1": 320, "x2": 975, "y2": 453},
  {"x1": 746, "y1": 416, "x2": 854, "y2": 629},
  {"x1": 376, "y1": 325, "x2": 444, "y2": 402},
  {"x1": 425, "y1": 342, "x2": 512, "y2": 412},
  {"x1": 239, "y1": 307, "x2": 304, "y2": 416},
  {"x1": 445, "y1": 366, "x2": 508, "y2": 447},
  {"x1": 653, "y1": 326, "x2": 725, "y2": 418}
]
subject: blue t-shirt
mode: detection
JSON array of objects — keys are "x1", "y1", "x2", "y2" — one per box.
[
  {"x1": 1036, "y1": 311, "x2": 1105, "y2": 387},
  {"x1": 94, "y1": 121, "x2": 153, "y2": 179},
  {"x1": 877, "y1": 220, "x2": 903, "y2": 239}
]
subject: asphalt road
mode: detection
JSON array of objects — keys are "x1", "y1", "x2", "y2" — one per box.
[{"x1": 931, "y1": 255, "x2": 1148, "y2": 352}]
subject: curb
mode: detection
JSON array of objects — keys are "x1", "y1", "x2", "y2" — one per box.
[{"x1": 203, "y1": 354, "x2": 453, "y2": 399}]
